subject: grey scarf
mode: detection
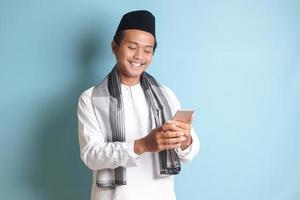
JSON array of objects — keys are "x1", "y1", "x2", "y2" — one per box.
[{"x1": 94, "y1": 67, "x2": 181, "y2": 188}]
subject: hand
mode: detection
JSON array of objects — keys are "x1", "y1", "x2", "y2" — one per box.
[
  {"x1": 134, "y1": 123, "x2": 186, "y2": 154},
  {"x1": 169, "y1": 120, "x2": 192, "y2": 150}
]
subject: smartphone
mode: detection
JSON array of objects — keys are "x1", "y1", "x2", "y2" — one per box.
[{"x1": 172, "y1": 110, "x2": 194, "y2": 124}]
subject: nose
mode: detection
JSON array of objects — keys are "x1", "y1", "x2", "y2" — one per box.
[{"x1": 133, "y1": 48, "x2": 143, "y2": 59}]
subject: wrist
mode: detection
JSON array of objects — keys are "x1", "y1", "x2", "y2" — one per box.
[
  {"x1": 134, "y1": 138, "x2": 146, "y2": 155},
  {"x1": 181, "y1": 136, "x2": 192, "y2": 150}
]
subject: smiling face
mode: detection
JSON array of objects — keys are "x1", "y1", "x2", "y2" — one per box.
[{"x1": 112, "y1": 29, "x2": 155, "y2": 86}]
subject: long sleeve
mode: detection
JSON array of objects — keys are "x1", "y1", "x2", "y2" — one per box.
[
  {"x1": 162, "y1": 86, "x2": 200, "y2": 163},
  {"x1": 175, "y1": 126, "x2": 200, "y2": 163},
  {"x1": 77, "y1": 90, "x2": 140, "y2": 171}
]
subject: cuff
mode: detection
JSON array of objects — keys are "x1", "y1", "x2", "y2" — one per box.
[
  {"x1": 126, "y1": 140, "x2": 141, "y2": 166},
  {"x1": 176, "y1": 144, "x2": 192, "y2": 157}
]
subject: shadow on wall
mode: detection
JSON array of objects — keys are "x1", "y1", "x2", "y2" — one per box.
[{"x1": 30, "y1": 27, "x2": 108, "y2": 199}]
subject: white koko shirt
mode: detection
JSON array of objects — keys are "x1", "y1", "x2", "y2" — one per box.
[{"x1": 78, "y1": 79, "x2": 200, "y2": 200}]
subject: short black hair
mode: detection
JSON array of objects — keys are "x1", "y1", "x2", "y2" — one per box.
[{"x1": 113, "y1": 30, "x2": 157, "y2": 53}]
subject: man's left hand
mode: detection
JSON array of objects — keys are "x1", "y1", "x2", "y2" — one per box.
[{"x1": 164, "y1": 121, "x2": 192, "y2": 150}]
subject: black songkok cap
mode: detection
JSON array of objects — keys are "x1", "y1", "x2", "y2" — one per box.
[{"x1": 115, "y1": 10, "x2": 156, "y2": 38}]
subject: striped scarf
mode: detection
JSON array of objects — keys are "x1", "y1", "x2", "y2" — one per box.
[{"x1": 95, "y1": 67, "x2": 181, "y2": 188}]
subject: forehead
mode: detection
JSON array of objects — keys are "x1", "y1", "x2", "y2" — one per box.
[{"x1": 122, "y1": 29, "x2": 155, "y2": 46}]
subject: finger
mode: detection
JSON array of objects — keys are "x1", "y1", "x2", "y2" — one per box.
[
  {"x1": 161, "y1": 130, "x2": 184, "y2": 138},
  {"x1": 162, "y1": 123, "x2": 177, "y2": 131},
  {"x1": 162, "y1": 123, "x2": 187, "y2": 132},
  {"x1": 163, "y1": 121, "x2": 191, "y2": 132},
  {"x1": 172, "y1": 121, "x2": 191, "y2": 130},
  {"x1": 167, "y1": 129, "x2": 190, "y2": 139},
  {"x1": 158, "y1": 136, "x2": 186, "y2": 145},
  {"x1": 169, "y1": 126, "x2": 188, "y2": 133},
  {"x1": 158, "y1": 143, "x2": 182, "y2": 151}
]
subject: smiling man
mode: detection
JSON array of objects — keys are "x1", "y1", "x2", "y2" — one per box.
[
  {"x1": 112, "y1": 29, "x2": 154, "y2": 86},
  {"x1": 77, "y1": 10, "x2": 200, "y2": 200}
]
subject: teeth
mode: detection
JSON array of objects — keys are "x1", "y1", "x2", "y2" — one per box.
[{"x1": 131, "y1": 62, "x2": 142, "y2": 67}]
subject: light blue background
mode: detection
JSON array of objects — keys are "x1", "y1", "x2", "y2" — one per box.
[{"x1": 0, "y1": 0, "x2": 299, "y2": 200}]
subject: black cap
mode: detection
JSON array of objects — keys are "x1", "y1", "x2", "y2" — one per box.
[{"x1": 115, "y1": 10, "x2": 156, "y2": 38}]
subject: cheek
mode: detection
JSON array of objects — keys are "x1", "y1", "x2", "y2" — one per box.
[
  {"x1": 145, "y1": 54, "x2": 153, "y2": 62},
  {"x1": 118, "y1": 49, "x2": 132, "y2": 59},
  {"x1": 119, "y1": 53, "x2": 130, "y2": 62}
]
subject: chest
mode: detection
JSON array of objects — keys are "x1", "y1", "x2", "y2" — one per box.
[{"x1": 91, "y1": 86, "x2": 151, "y2": 141}]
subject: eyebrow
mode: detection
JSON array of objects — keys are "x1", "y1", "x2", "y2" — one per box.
[{"x1": 127, "y1": 41, "x2": 154, "y2": 48}]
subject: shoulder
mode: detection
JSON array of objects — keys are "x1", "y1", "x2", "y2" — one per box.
[
  {"x1": 79, "y1": 76, "x2": 109, "y2": 103},
  {"x1": 160, "y1": 84, "x2": 182, "y2": 111},
  {"x1": 78, "y1": 87, "x2": 94, "y2": 108},
  {"x1": 79, "y1": 87, "x2": 94, "y2": 99},
  {"x1": 161, "y1": 84, "x2": 177, "y2": 99}
]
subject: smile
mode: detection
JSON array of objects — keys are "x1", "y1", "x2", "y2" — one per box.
[{"x1": 129, "y1": 61, "x2": 143, "y2": 68}]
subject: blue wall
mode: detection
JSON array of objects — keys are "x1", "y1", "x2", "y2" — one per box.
[{"x1": 0, "y1": 1, "x2": 299, "y2": 199}]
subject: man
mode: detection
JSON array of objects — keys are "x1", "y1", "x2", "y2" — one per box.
[{"x1": 77, "y1": 10, "x2": 200, "y2": 200}]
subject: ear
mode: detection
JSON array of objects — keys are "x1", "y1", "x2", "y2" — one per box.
[{"x1": 111, "y1": 41, "x2": 118, "y2": 55}]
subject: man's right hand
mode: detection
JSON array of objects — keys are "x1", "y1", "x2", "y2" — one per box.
[{"x1": 134, "y1": 122, "x2": 186, "y2": 155}]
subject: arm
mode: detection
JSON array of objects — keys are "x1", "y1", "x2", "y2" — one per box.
[
  {"x1": 77, "y1": 92, "x2": 139, "y2": 171},
  {"x1": 175, "y1": 125, "x2": 200, "y2": 163},
  {"x1": 162, "y1": 86, "x2": 200, "y2": 163},
  {"x1": 134, "y1": 125, "x2": 186, "y2": 155}
]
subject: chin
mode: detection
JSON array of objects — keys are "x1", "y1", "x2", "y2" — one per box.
[
  {"x1": 127, "y1": 72, "x2": 143, "y2": 79},
  {"x1": 128, "y1": 66, "x2": 147, "y2": 75}
]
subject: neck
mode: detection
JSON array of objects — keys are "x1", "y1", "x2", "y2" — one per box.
[
  {"x1": 119, "y1": 77, "x2": 140, "y2": 86},
  {"x1": 116, "y1": 70, "x2": 141, "y2": 86}
]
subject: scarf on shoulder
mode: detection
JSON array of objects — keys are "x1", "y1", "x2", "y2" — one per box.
[{"x1": 93, "y1": 67, "x2": 181, "y2": 189}]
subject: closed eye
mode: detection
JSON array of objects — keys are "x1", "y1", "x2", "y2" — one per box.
[
  {"x1": 128, "y1": 46, "x2": 137, "y2": 50},
  {"x1": 144, "y1": 48, "x2": 153, "y2": 54}
]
